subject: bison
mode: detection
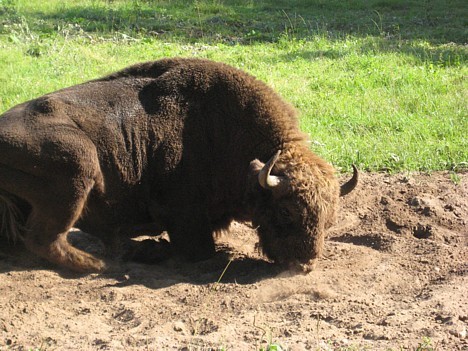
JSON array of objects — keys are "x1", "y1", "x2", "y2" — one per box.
[{"x1": 0, "y1": 58, "x2": 357, "y2": 273}]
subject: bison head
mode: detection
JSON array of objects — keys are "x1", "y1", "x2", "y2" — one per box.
[{"x1": 247, "y1": 149, "x2": 357, "y2": 272}]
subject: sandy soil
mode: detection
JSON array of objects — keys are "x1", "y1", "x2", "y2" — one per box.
[{"x1": 0, "y1": 171, "x2": 467, "y2": 350}]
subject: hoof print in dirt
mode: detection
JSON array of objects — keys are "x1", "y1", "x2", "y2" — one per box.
[{"x1": 412, "y1": 224, "x2": 433, "y2": 239}]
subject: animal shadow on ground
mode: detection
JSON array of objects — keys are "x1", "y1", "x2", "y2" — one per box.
[
  {"x1": 104, "y1": 252, "x2": 282, "y2": 290},
  {"x1": 0, "y1": 233, "x2": 282, "y2": 289}
]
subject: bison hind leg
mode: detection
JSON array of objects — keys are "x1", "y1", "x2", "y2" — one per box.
[
  {"x1": 52, "y1": 234, "x2": 106, "y2": 272},
  {"x1": 24, "y1": 224, "x2": 106, "y2": 273},
  {"x1": 1, "y1": 171, "x2": 106, "y2": 272},
  {"x1": 0, "y1": 129, "x2": 106, "y2": 272},
  {"x1": 67, "y1": 228, "x2": 106, "y2": 257},
  {"x1": 22, "y1": 185, "x2": 107, "y2": 273}
]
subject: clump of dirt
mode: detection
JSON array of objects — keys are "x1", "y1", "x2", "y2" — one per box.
[{"x1": 0, "y1": 171, "x2": 467, "y2": 350}]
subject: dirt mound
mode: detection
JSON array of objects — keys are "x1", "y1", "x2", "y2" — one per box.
[{"x1": 0, "y1": 171, "x2": 467, "y2": 350}]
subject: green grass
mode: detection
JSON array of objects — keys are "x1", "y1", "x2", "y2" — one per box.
[{"x1": 0, "y1": 0, "x2": 466, "y2": 172}]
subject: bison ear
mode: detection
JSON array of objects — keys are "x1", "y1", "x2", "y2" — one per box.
[{"x1": 249, "y1": 159, "x2": 264, "y2": 175}]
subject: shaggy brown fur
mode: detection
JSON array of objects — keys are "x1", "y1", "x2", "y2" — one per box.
[{"x1": 0, "y1": 58, "x2": 357, "y2": 272}]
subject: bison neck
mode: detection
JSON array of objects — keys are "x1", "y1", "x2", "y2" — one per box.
[
  {"x1": 146, "y1": 117, "x2": 286, "y2": 234},
  {"x1": 138, "y1": 80, "x2": 304, "y2": 234}
]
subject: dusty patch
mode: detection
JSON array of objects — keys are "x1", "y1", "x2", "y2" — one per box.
[{"x1": 0, "y1": 171, "x2": 467, "y2": 350}]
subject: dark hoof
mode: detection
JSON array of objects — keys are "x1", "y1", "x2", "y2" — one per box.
[{"x1": 126, "y1": 238, "x2": 172, "y2": 264}]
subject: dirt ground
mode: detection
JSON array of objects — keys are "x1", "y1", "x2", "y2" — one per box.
[{"x1": 0, "y1": 171, "x2": 467, "y2": 351}]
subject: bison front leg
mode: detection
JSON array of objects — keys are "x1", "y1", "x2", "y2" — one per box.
[{"x1": 168, "y1": 211, "x2": 216, "y2": 262}]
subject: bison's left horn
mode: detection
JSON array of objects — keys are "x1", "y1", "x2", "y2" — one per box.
[{"x1": 258, "y1": 150, "x2": 288, "y2": 192}]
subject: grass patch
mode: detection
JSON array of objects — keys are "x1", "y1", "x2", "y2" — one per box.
[{"x1": 0, "y1": 0, "x2": 466, "y2": 172}]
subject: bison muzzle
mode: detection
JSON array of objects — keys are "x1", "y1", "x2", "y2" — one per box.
[{"x1": 0, "y1": 58, "x2": 357, "y2": 273}]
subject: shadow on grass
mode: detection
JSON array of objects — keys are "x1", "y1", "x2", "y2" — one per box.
[
  {"x1": 2, "y1": 0, "x2": 467, "y2": 46},
  {"x1": 277, "y1": 37, "x2": 466, "y2": 67}
]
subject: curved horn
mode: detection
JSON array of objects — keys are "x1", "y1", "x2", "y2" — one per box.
[
  {"x1": 258, "y1": 150, "x2": 287, "y2": 190},
  {"x1": 340, "y1": 164, "x2": 358, "y2": 197}
]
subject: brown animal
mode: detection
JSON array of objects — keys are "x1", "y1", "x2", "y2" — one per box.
[{"x1": 0, "y1": 58, "x2": 357, "y2": 273}]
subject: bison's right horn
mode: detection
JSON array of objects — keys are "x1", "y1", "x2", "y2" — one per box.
[
  {"x1": 340, "y1": 164, "x2": 358, "y2": 196},
  {"x1": 258, "y1": 150, "x2": 288, "y2": 192}
]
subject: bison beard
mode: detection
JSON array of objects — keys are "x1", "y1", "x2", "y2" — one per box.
[{"x1": 0, "y1": 58, "x2": 357, "y2": 273}]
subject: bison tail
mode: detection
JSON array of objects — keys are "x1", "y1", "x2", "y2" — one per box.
[
  {"x1": 0, "y1": 190, "x2": 26, "y2": 244},
  {"x1": 340, "y1": 165, "x2": 358, "y2": 197}
]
